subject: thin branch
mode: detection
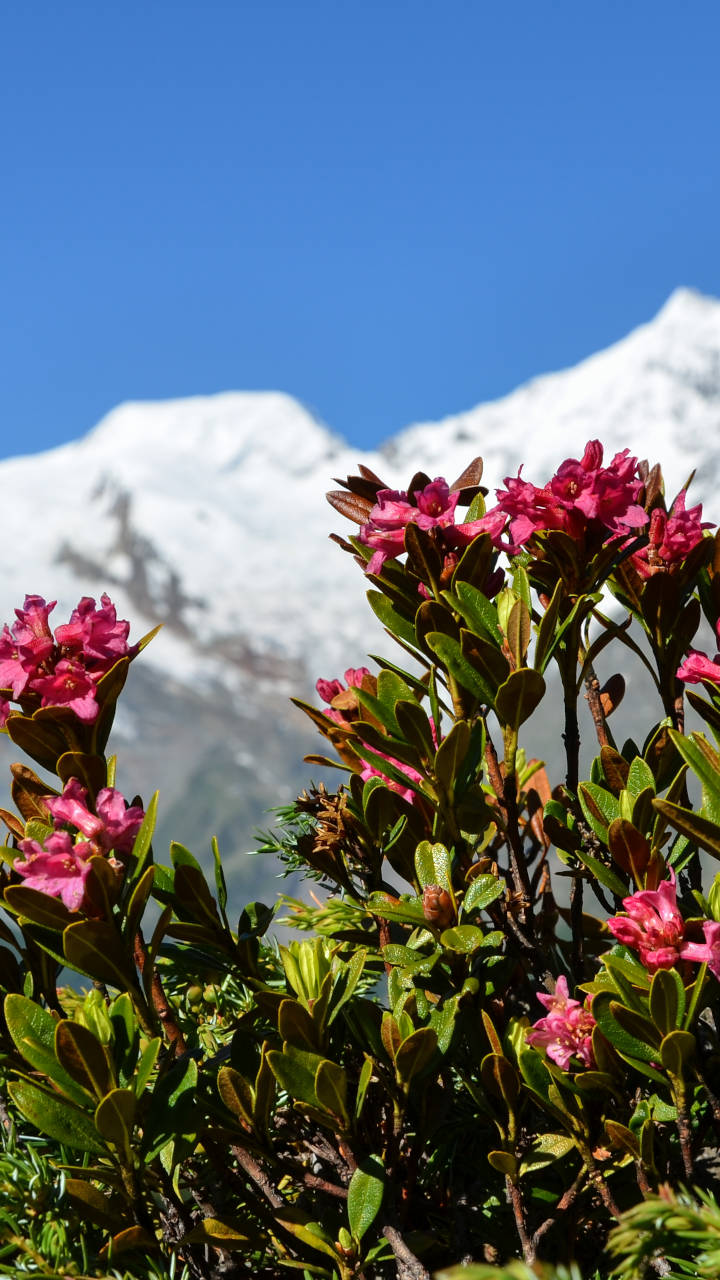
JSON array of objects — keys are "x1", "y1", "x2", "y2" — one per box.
[{"x1": 382, "y1": 1223, "x2": 431, "y2": 1280}]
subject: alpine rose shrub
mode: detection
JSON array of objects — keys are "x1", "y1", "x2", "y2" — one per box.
[{"x1": 2, "y1": 442, "x2": 720, "y2": 1280}]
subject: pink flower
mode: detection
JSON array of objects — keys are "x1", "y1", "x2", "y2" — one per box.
[
  {"x1": 526, "y1": 975, "x2": 596, "y2": 1070},
  {"x1": 679, "y1": 920, "x2": 720, "y2": 980},
  {"x1": 360, "y1": 750, "x2": 425, "y2": 804},
  {"x1": 316, "y1": 667, "x2": 371, "y2": 725},
  {"x1": 14, "y1": 831, "x2": 94, "y2": 912},
  {"x1": 54, "y1": 594, "x2": 134, "y2": 671},
  {"x1": 360, "y1": 479, "x2": 464, "y2": 575},
  {"x1": 632, "y1": 491, "x2": 712, "y2": 579},
  {"x1": 677, "y1": 621, "x2": 720, "y2": 686},
  {"x1": 607, "y1": 872, "x2": 685, "y2": 972},
  {"x1": 677, "y1": 650, "x2": 720, "y2": 685},
  {"x1": 31, "y1": 659, "x2": 99, "y2": 722},
  {"x1": 45, "y1": 778, "x2": 145, "y2": 856}
]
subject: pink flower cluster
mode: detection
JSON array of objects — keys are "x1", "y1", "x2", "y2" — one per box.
[
  {"x1": 607, "y1": 870, "x2": 720, "y2": 979},
  {"x1": 0, "y1": 594, "x2": 135, "y2": 725},
  {"x1": 631, "y1": 491, "x2": 710, "y2": 579},
  {"x1": 13, "y1": 778, "x2": 145, "y2": 912},
  {"x1": 526, "y1": 975, "x2": 596, "y2": 1070},
  {"x1": 316, "y1": 668, "x2": 426, "y2": 803},
  {"x1": 480, "y1": 441, "x2": 648, "y2": 553},
  {"x1": 359, "y1": 478, "x2": 489, "y2": 577},
  {"x1": 676, "y1": 619, "x2": 720, "y2": 687}
]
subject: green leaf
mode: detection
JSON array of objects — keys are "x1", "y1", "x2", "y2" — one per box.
[
  {"x1": 367, "y1": 590, "x2": 418, "y2": 649},
  {"x1": 267, "y1": 1045, "x2": 324, "y2": 1109},
  {"x1": 94, "y1": 1088, "x2": 137, "y2": 1158},
  {"x1": 355, "y1": 1056, "x2": 373, "y2": 1120},
  {"x1": 414, "y1": 841, "x2": 452, "y2": 892},
  {"x1": 649, "y1": 968, "x2": 686, "y2": 1035},
  {"x1": 273, "y1": 1207, "x2": 339, "y2": 1262},
  {"x1": 660, "y1": 1029, "x2": 695, "y2": 1077},
  {"x1": 182, "y1": 1218, "x2": 262, "y2": 1250},
  {"x1": 506, "y1": 598, "x2": 531, "y2": 667},
  {"x1": 8, "y1": 1079, "x2": 105, "y2": 1153},
  {"x1": 347, "y1": 1155, "x2": 385, "y2": 1241},
  {"x1": 461, "y1": 874, "x2": 504, "y2": 916},
  {"x1": 55, "y1": 1020, "x2": 114, "y2": 1099},
  {"x1": 488, "y1": 1150, "x2": 517, "y2": 1177},
  {"x1": 4, "y1": 885, "x2": 79, "y2": 931},
  {"x1": 123, "y1": 866, "x2": 155, "y2": 943},
  {"x1": 279, "y1": 998, "x2": 320, "y2": 1051},
  {"x1": 134, "y1": 1036, "x2": 161, "y2": 1095},
  {"x1": 592, "y1": 995, "x2": 659, "y2": 1062},
  {"x1": 217, "y1": 1064, "x2": 254, "y2": 1125},
  {"x1": 519, "y1": 1131, "x2": 575, "y2": 1175},
  {"x1": 494, "y1": 668, "x2": 545, "y2": 729},
  {"x1": 143, "y1": 1055, "x2": 198, "y2": 1159},
  {"x1": 425, "y1": 632, "x2": 493, "y2": 703},
  {"x1": 63, "y1": 1179, "x2": 122, "y2": 1232},
  {"x1": 440, "y1": 925, "x2": 486, "y2": 954},
  {"x1": 669, "y1": 730, "x2": 720, "y2": 803},
  {"x1": 128, "y1": 791, "x2": 157, "y2": 882},
  {"x1": 626, "y1": 756, "x2": 655, "y2": 797},
  {"x1": 652, "y1": 797, "x2": 720, "y2": 860},
  {"x1": 314, "y1": 1059, "x2": 349, "y2": 1125},
  {"x1": 534, "y1": 580, "x2": 564, "y2": 674},
  {"x1": 63, "y1": 920, "x2": 139, "y2": 990},
  {"x1": 4, "y1": 994, "x2": 92, "y2": 1108},
  {"x1": 480, "y1": 1053, "x2": 520, "y2": 1107},
  {"x1": 394, "y1": 1027, "x2": 438, "y2": 1083},
  {"x1": 451, "y1": 581, "x2": 503, "y2": 644},
  {"x1": 574, "y1": 847, "x2": 627, "y2": 898},
  {"x1": 578, "y1": 783, "x2": 620, "y2": 842},
  {"x1": 434, "y1": 720, "x2": 471, "y2": 795}
]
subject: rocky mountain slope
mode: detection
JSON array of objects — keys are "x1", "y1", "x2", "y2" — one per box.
[{"x1": 1, "y1": 287, "x2": 718, "y2": 898}]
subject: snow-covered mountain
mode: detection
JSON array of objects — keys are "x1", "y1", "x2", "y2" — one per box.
[{"x1": 1, "y1": 287, "x2": 719, "y2": 894}]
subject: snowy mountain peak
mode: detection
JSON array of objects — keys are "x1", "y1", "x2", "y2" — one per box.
[{"x1": 86, "y1": 391, "x2": 343, "y2": 479}]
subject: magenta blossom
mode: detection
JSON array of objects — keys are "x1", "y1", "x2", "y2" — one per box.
[
  {"x1": 679, "y1": 920, "x2": 720, "y2": 980},
  {"x1": 316, "y1": 667, "x2": 371, "y2": 725},
  {"x1": 0, "y1": 593, "x2": 136, "y2": 726},
  {"x1": 360, "y1": 478, "x2": 489, "y2": 576},
  {"x1": 677, "y1": 620, "x2": 720, "y2": 686},
  {"x1": 54, "y1": 594, "x2": 134, "y2": 670},
  {"x1": 14, "y1": 831, "x2": 95, "y2": 912},
  {"x1": 607, "y1": 872, "x2": 685, "y2": 972},
  {"x1": 45, "y1": 778, "x2": 145, "y2": 856},
  {"x1": 632, "y1": 491, "x2": 711, "y2": 579},
  {"x1": 526, "y1": 975, "x2": 596, "y2": 1070},
  {"x1": 482, "y1": 441, "x2": 648, "y2": 552},
  {"x1": 31, "y1": 659, "x2": 100, "y2": 722}
]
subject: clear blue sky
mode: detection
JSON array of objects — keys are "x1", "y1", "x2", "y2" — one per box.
[{"x1": 2, "y1": 1, "x2": 720, "y2": 456}]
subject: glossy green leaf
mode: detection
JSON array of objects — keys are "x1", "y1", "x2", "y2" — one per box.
[
  {"x1": 314, "y1": 1059, "x2": 349, "y2": 1125},
  {"x1": 63, "y1": 920, "x2": 138, "y2": 990},
  {"x1": 4, "y1": 885, "x2": 78, "y2": 931},
  {"x1": 347, "y1": 1155, "x2": 385, "y2": 1241},
  {"x1": 660, "y1": 1029, "x2": 696, "y2": 1077},
  {"x1": 395, "y1": 1027, "x2": 438, "y2": 1083},
  {"x1": 652, "y1": 797, "x2": 720, "y2": 860},
  {"x1": 95, "y1": 1088, "x2": 137, "y2": 1158},
  {"x1": 4, "y1": 994, "x2": 91, "y2": 1108},
  {"x1": 461, "y1": 874, "x2": 504, "y2": 916},
  {"x1": 414, "y1": 841, "x2": 452, "y2": 892},
  {"x1": 578, "y1": 783, "x2": 620, "y2": 842},
  {"x1": 8, "y1": 1079, "x2": 105, "y2": 1153},
  {"x1": 440, "y1": 924, "x2": 485, "y2": 954},
  {"x1": 55, "y1": 1020, "x2": 114, "y2": 1099},
  {"x1": 367, "y1": 590, "x2": 418, "y2": 649},
  {"x1": 649, "y1": 967, "x2": 686, "y2": 1035},
  {"x1": 494, "y1": 668, "x2": 545, "y2": 729}
]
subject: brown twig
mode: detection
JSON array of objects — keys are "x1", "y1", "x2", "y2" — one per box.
[
  {"x1": 381, "y1": 1223, "x2": 431, "y2": 1280},
  {"x1": 532, "y1": 1169, "x2": 585, "y2": 1247},
  {"x1": 507, "y1": 1176, "x2": 535, "y2": 1264},
  {"x1": 231, "y1": 1142, "x2": 284, "y2": 1210},
  {"x1": 584, "y1": 662, "x2": 611, "y2": 748},
  {"x1": 133, "y1": 928, "x2": 187, "y2": 1055}
]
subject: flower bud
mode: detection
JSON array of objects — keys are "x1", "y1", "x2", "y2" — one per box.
[{"x1": 423, "y1": 884, "x2": 455, "y2": 929}]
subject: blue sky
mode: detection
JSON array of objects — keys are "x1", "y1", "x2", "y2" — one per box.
[{"x1": 2, "y1": 1, "x2": 720, "y2": 456}]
